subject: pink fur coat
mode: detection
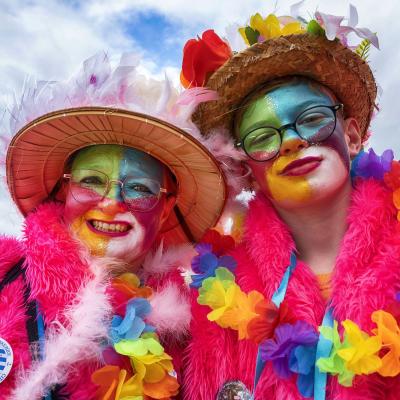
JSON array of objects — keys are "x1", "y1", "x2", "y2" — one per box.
[
  {"x1": 184, "y1": 179, "x2": 400, "y2": 399},
  {"x1": 0, "y1": 202, "x2": 191, "y2": 399}
]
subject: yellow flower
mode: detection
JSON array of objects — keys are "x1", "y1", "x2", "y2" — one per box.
[
  {"x1": 371, "y1": 310, "x2": 400, "y2": 377},
  {"x1": 221, "y1": 290, "x2": 265, "y2": 339},
  {"x1": 239, "y1": 13, "x2": 305, "y2": 46},
  {"x1": 337, "y1": 320, "x2": 382, "y2": 375}
]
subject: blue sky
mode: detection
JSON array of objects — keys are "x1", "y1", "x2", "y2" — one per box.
[{"x1": 0, "y1": 0, "x2": 400, "y2": 234}]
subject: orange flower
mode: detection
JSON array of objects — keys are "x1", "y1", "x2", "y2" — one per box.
[
  {"x1": 92, "y1": 365, "x2": 132, "y2": 400},
  {"x1": 372, "y1": 310, "x2": 400, "y2": 377},
  {"x1": 181, "y1": 30, "x2": 232, "y2": 88}
]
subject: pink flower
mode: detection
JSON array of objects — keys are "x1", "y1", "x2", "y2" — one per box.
[{"x1": 316, "y1": 4, "x2": 379, "y2": 49}]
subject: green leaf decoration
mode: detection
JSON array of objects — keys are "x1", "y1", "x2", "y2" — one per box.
[
  {"x1": 307, "y1": 19, "x2": 325, "y2": 36},
  {"x1": 355, "y1": 39, "x2": 371, "y2": 61},
  {"x1": 245, "y1": 26, "x2": 260, "y2": 45}
]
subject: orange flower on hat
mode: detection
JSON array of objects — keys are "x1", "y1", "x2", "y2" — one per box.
[
  {"x1": 371, "y1": 310, "x2": 400, "y2": 377},
  {"x1": 180, "y1": 29, "x2": 232, "y2": 88}
]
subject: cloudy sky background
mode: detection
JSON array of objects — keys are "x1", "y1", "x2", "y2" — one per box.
[{"x1": 0, "y1": 0, "x2": 399, "y2": 235}]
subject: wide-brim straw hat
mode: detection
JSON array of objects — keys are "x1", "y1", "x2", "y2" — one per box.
[
  {"x1": 193, "y1": 34, "x2": 377, "y2": 138},
  {"x1": 6, "y1": 106, "x2": 226, "y2": 245}
]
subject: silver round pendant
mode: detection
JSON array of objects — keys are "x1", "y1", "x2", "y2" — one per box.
[{"x1": 217, "y1": 380, "x2": 252, "y2": 400}]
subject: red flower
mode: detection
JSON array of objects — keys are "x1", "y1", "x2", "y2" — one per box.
[
  {"x1": 200, "y1": 229, "x2": 235, "y2": 255},
  {"x1": 181, "y1": 29, "x2": 232, "y2": 88},
  {"x1": 384, "y1": 161, "x2": 400, "y2": 191},
  {"x1": 247, "y1": 301, "x2": 296, "y2": 344}
]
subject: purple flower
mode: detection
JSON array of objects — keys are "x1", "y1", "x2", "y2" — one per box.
[
  {"x1": 190, "y1": 244, "x2": 237, "y2": 288},
  {"x1": 260, "y1": 321, "x2": 318, "y2": 379},
  {"x1": 353, "y1": 148, "x2": 393, "y2": 180}
]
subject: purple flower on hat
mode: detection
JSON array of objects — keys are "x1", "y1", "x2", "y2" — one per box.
[
  {"x1": 110, "y1": 298, "x2": 155, "y2": 344},
  {"x1": 352, "y1": 148, "x2": 393, "y2": 180},
  {"x1": 260, "y1": 321, "x2": 318, "y2": 379},
  {"x1": 190, "y1": 243, "x2": 237, "y2": 288}
]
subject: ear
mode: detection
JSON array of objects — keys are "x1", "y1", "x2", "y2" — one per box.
[{"x1": 343, "y1": 117, "x2": 362, "y2": 158}]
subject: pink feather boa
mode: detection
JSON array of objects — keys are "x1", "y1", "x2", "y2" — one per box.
[
  {"x1": 184, "y1": 179, "x2": 400, "y2": 399},
  {"x1": 0, "y1": 202, "x2": 192, "y2": 399}
]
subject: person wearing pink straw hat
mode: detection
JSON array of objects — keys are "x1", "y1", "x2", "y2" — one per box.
[
  {"x1": 181, "y1": 5, "x2": 400, "y2": 400},
  {"x1": 0, "y1": 52, "x2": 228, "y2": 399}
]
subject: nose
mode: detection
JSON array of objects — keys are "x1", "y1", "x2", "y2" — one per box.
[
  {"x1": 280, "y1": 130, "x2": 308, "y2": 156},
  {"x1": 98, "y1": 198, "x2": 128, "y2": 214}
]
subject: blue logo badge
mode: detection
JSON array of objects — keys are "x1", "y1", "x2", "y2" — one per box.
[{"x1": 0, "y1": 337, "x2": 13, "y2": 383}]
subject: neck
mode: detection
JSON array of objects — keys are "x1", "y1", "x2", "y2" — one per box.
[{"x1": 274, "y1": 180, "x2": 352, "y2": 275}]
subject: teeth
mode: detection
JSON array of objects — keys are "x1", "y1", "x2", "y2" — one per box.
[{"x1": 91, "y1": 221, "x2": 129, "y2": 233}]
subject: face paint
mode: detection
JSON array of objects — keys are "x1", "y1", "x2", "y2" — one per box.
[
  {"x1": 64, "y1": 144, "x2": 168, "y2": 262},
  {"x1": 238, "y1": 81, "x2": 350, "y2": 207}
]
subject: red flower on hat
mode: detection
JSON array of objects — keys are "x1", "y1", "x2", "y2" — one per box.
[{"x1": 181, "y1": 30, "x2": 232, "y2": 89}]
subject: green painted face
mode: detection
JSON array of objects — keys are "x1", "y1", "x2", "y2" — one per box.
[
  {"x1": 236, "y1": 81, "x2": 351, "y2": 208},
  {"x1": 64, "y1": 144, "x2": 173, "y2": 263}
]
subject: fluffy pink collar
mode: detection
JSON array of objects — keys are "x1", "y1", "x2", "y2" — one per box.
[{"x1": 235, "y1": 179, "x2": 400, "y2": 329}]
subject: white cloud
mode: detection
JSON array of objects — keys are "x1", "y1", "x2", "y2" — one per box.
[{"x1": 1, "y1": 0, "x2": 400, "y2": 236}]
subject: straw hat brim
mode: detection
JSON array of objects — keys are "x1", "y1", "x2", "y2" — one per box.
[
  {"x1": 6, "y1": 107, "x2": 227, "y2": 245},
  {"x1": 193, "y1": 34, "x2": 377, "y2": 137}
]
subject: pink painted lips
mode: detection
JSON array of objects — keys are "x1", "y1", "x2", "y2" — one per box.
[
  {"x1": 87, "y1": 219, "x2": 132, "y2": 237},
  {"x1": 280, "y1": 156, "x2": 323, "y2": 176}
]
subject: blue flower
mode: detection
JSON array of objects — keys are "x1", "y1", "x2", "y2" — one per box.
[
  {"x1": 190, "y1": 244, "x2": 237, "y2": 288},
  {"x1": 351, "y1": 148, "x2": 393, "y2": 180},
  {"x1": 289, "y1": 344, "x2": 317, "y2": 398},
  {"x1": 110, "y1": 298, "x2": 155, "y2": 344}
]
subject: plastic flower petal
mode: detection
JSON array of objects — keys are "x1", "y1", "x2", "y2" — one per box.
[
  {"x1": 384, "y1": 161, "x2": 400, "y2": 190},
  {"x1": 353, "y1": 148, "x2": 393, "y2": 180},
  {"x1": 247, "y1": 301, "x2": 297, "y2": 344},
  {"x1": 190, "y1": 244, "x2": 237, "y2": 288},
  {"x1": 181, "y1": 30, "x2": 232, "y2": 88},
  {"x1": 261, "y1": 321, "x2": 318, "y2": 379},
  {"x1": 114, "y1": 334, "x2": 164, "y2": 358},
  {"x1": 289, "y1": 344, "x2": 317, "y2": 398},
  {"x1": 371, "y1": 310, "x2": 400, "y2": 377},
  {"x1": 110, "y1": 298, "x2": 154, "y2": 344},
  {"x1": 200, "y1": 229, "x2": 236, "y2": 255},
  {"x1": 337, "y1": 320, "x2": 382, "y2": 375},
  {"x1": 317, "y1": 321, "x2": 355, "y2": 387},
  {"x1": 221, "y1": 290, "x2": 265, "y2": 339},
  {"x1": 92, "y1": 365, "x2": 139, "y2": 400}
]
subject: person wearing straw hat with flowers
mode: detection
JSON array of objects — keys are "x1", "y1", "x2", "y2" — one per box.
[
  {"x1": 181, "y1": 5, "x2": 400, "y2": 400},
  {"x1": 0, "y1": 52, "x2": 227, "y2": 399}
]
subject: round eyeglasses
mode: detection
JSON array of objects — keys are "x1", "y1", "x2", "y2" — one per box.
[
  {"x1": 235, "y1": 104, "x2": 343, "y2": 162},
  {"x1": 63, "y1": 169, "x2": 168, "y2": 212}
]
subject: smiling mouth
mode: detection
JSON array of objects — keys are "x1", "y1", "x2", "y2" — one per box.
[
  {"x1": 87, "y1": 220, "x2": 132, "y2": 236},
  {"x1": 280, "y1": 156, "x2": 323, "y2": 176}
]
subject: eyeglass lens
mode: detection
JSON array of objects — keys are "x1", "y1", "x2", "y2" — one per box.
[
  {"x1": 243, "y1": 105, "x2": 337, "y2": 161},
  {"x1": 68, "y1": 169, "x2": 162, "y2": 212}
]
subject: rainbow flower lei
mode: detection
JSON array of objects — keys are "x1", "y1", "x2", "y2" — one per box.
[
  {"x1": 192, "y1": 149, "x2": 400, "y2": 398},
  {"x1": 91, "y1": 273, "x2": 179, "y2": 400}
]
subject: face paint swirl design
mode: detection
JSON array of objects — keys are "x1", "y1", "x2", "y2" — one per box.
[
  {"x1": 64, "y1": 145, "x2": 169, "y2": 263},
  {"x1": 238, "y1": 81, "x2": 350, "y2": 207}
]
